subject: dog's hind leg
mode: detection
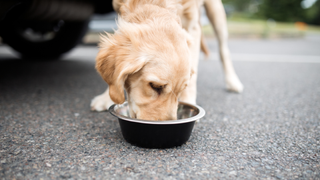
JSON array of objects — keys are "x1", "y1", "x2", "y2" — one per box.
[
  {"x1": 90, "y1": 88, "x2": 115, "y2": 111},
  {"x1": 204, "y1": 0, "x2": 244, "y2": 93}
]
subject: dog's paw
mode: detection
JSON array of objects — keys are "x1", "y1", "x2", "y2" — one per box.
[
  {"x1": 225, "y1": 74, "x2": 244, "y2": 93},
  {"x1": 90, "y1": 93, "x2": 115, "y2": 112}
]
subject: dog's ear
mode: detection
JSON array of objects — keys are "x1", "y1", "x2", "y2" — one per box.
[{"x1": 96, "y1": 32, "x2": 146, "y2": 104}]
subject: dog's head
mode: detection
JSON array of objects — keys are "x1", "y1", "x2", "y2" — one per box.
[{"x1": 96, "y1": 17, "x2": 192, "y2": 121}]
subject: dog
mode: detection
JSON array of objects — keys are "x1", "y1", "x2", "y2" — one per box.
[{"x1": 90, "y1": 0, "x2": 243, "y2": 121}]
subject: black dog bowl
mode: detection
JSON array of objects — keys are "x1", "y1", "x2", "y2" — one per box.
[{"x1": 109, "y1": 101, "x2": 205, "y2": 148}]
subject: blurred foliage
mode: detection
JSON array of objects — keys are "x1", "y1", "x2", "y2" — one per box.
[
  {"x1": 222, "y1": 0, "x2": 320, "y2": 25},
  {"x1": 222, "y1": 0, "x2": 254, "y2": 12},
  {"x1": 306, "y1": 0, "x2": 320, "y2": 24},
  {"x1": 257, "y1": 0, "x2": 305, "y2": 22}
]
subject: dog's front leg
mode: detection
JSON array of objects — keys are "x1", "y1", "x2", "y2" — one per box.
[
  {"x1": 91, "y1": 88, "x2": 115, "y2": 111},
  {"x1": 204, "y1": 0, "x2": 244, "y2": 93}
]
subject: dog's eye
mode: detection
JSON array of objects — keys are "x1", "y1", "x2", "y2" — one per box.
[{"x1": 150, "y1": 83, "x2": 164, "y2": 95}]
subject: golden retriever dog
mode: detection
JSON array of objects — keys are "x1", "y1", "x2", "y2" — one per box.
[{"x1": 91, "y1": 0, "x2": 243, "y2": 120}]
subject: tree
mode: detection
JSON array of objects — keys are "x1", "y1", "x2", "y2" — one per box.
[
  {"x1": 257, "y1": 0, "x2": 306, "y2": 22},
  {"x1": 305, "y1": 0, "x2": 320, "y2": 24}
]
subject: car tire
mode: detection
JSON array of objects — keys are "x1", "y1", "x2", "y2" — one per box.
[{"x1": 0, "y1": 20, "x2": 89, "y2": 59}]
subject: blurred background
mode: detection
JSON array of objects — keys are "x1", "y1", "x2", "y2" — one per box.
[
  {"x1": 84, "y1": 0, "x2": 320, "y2": 44},
  {"x1": 1, "y1": 0, "x2": 320, "y2": 56},
  {"x1": 201, "y1": 0, "x2": 320, "y2": 39}
]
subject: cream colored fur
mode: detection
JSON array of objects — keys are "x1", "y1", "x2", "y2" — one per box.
[{"x1": 91, "y1": 0, "x2": 243, "y2": 120}]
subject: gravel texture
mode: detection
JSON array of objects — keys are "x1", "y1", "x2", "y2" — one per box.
[{"x1": 0, "y1": 39, "x2": 320, "y2": 179}]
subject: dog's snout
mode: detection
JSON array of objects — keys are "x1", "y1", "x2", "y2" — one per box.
[
  {"x1": 133, "y1": 106, "x2": 178, "y2": 121},
  {"x1": 128, "y1": 96, "x2": 179, "y2": 121}
]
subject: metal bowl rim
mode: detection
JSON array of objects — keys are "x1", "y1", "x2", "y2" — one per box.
[{"x1": 109, "y1": 101, "x2": 205, "y2": 125}]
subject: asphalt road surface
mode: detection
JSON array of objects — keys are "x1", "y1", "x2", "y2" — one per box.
[{"x1": 1, "y1": 38, "x2": 320, "y2": 179}]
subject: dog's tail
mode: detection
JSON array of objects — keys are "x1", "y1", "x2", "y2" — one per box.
[
  {"x1": 199, "y1": 4, "x2": 209, "y2": 59},
  {"x1": 200, "y1": 34, "x2": 210, "y2": 58}
]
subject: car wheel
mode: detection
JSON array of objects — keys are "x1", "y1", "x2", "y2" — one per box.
[{"x1": 0, "y1": 20, "x2": 89, "y2": 59}]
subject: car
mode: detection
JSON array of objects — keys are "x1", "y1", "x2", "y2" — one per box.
[{"x1": 0, "y1": 0, "x2": 114, "y2": 59}]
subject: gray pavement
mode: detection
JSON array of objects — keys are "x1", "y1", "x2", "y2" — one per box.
[{"x1": 0, "y1": 38, "x2": 320, "y2": 179}]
